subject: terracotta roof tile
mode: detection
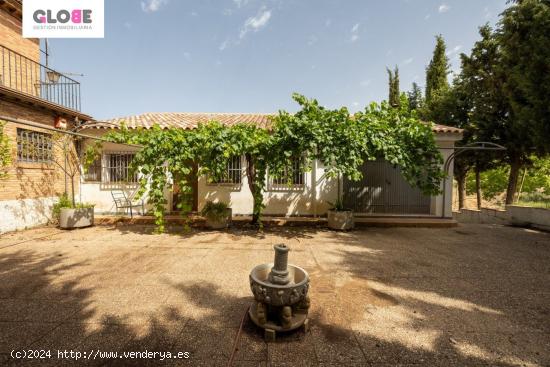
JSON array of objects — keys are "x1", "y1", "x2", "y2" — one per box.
[{"x1": 87, "y1": 113, "x2": 462, "y2": 135}]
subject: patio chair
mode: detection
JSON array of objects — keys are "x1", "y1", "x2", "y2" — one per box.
[{"x1": 111, "y1": 191, "x2": 145, "y2": 218}]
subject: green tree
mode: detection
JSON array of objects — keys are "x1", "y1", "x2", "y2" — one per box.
[
  {"x1": 387, "y1": 66, "x2": 400, "y2": 108},
  {"x1": 498, "y1": 0, "x2": 550, "y2": 204},
  {"x1": 425, "y1": 35, "x2": 450, "y2": 105},
  {"x1": 459, "y1": 25, "x2": 510, "y2": 208},
  {"x1": 407, "y1": 82, "x2": 423, "y2": 111}
]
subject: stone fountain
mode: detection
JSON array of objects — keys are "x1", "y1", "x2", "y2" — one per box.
[{"x1": 249, "y1": 244, "x2": 310, "y2": 341}]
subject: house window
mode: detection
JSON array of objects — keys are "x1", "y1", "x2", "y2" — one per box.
[
  {"x1": 105, "y1": 152, "x2": 137, "y2": 183},
  {"x1": 210, "y1": 156, "x2": 242, "y2": 185},
  {"x1": 16, "y1": 129, "x2": 53, "y2": 163},
  {"x1": 83, "y1": 156, "x2": 102, "y2": 182},
  {"x1": 269, "y1": 156, "x2": 305, "y2": 190}
]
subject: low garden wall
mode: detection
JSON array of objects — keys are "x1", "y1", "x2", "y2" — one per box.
[
  {"x1": 454, "y1": 205, "x2": 550, "y2": 231},
  {"x1": 507, "y1": 205, "x2": 550, "y2": 231},
  {"x1": 0, "y1": 197, "x2": 57, "y2": 234}
]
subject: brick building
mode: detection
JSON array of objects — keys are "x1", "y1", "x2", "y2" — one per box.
[{"x1": 0, "y1": 0, "x2": 93, "y2": 233}]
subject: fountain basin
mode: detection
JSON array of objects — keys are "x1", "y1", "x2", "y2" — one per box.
[{"x1": 249, "y1": 263, "x2": 309, "y2": 307}]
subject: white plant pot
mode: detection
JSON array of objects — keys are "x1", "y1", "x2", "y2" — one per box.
[
  {"x1": 327, "y1": 209, "x2": 354, "y2": 230},
  {"x1": 205, "y1": 208, "x2": 232, "y2": 229},
  {"x1": 59, "y1": 207, "x2": 94, "y2": 229}
]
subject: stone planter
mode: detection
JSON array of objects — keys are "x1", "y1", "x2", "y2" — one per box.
[
  {"x1": 59, "y1": 207, "x2": 94, "y2": 229},
  {"x1": 327, "y1": 209, "x2": 354, "y2": 230},
  {"x1": 205, "y1": 208, "x2": 232, "y2": 229}
]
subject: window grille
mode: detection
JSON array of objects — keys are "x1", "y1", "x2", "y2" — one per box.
[
  {"x1": 105, "y1": 152, "x2": 137, "y2": 183},
  {"x1": 16, "y1": 128, "x2": 53, "y2": 163},
  {"x1": 270, "y1": 156, "x2": 305, "y2": 189},
  {"x1": 210, "y1": 156, "x2": 242, "y2": 184}
]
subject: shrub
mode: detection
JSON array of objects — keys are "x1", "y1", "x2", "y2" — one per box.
[
  {"x1": 52, "y1": 194, "x2": 95, "y2": 221},
  {"x1": 200, "y1": 201, "x2": 230, "y2": 221}
]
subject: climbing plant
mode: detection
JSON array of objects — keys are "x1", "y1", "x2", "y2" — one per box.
[
  {"x1": 101, "y1": 94, "x2": 444, "y2": 232},
  {"x1": 0, "y1": 120, "x2": 12, "y2": 179},
  {"x1": 270, "y1": 94, "x2": 443, "y2": 195}
]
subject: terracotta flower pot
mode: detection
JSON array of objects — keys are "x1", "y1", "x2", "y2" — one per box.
[
  {"x1": 205, "y1": 208, "x2": 232, "y2": 229},
  {"x1": 327, "y1": 209, "x2": 354, "y2": 230},
  {"x1": 59, "y1": 207, "x2": 94, "y2": 229}
]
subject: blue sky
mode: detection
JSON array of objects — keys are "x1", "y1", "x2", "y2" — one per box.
[{"x1": 46, "y1": 0, "x2": 508, "y2": 120}]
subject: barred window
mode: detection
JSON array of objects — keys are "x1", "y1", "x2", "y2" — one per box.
[
  {"x1": 270, "y1": 156, "x2": 305, "y2": 189},
  {"x1": 17, "y1": 129, "x2": 53, "y2": 163},
  {"x1": 210, "y1": 156, "x2": 242, "y2": 185},
  {"x1": 105, "y1": 153, "x2": 137, "y2": 183}
]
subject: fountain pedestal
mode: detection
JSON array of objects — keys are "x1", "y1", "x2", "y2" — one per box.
[{"x1": 249, "y1": 244, "x2": 310, "y2": 341}]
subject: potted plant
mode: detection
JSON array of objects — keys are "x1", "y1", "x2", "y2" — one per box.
[
  {"x1": 201, "y1": 201, "x2": 232, "y2": 229},
  {"x1": 327, "y1": 199, "x2": 354, "y2": 230},
  {"x1": 53, "y1": 194, "x2": 95, "y2": 229}
]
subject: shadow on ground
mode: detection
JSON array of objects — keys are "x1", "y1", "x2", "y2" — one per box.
[{"x1": 0, "y1": 224, "x2": 548, "y2": 366}]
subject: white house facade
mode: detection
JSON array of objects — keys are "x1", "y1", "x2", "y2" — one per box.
[{"x1": 78, "y1": 113, "x2": 463, "y2": 219}]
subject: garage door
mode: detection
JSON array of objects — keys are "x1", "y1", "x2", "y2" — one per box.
[{"x1": 343, "y1": 159, "x2": 431, "y2": 214}]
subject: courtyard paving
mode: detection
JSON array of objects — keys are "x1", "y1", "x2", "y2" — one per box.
[{"x1": 0, "y1": 223, "x2": 549, "y2": 366}]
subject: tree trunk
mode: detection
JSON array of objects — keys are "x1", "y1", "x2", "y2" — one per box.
[
  {"x1": 456, "y1": 171, "x2": 467, "y2": 210},
  {"x1": 245, "y1": 154, "x2": 260, "y2": 224},
  {"x1": 70, "y1": 176, "x2": 76, "y2": 207},
  {"x1": 475, "y1": 164, "x2": 482, "y2": 210},
  {"x1": 505, "y1": 157, "x2": 522, "y2": 205}
]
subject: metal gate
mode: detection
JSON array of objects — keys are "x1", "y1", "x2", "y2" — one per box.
[{"x1": 343, "y1": 159, "x2": 431, "y2": 214}]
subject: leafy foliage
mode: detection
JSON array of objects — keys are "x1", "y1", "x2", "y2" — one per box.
[
  {"x1": 466, "y1": 156, "x2": 550, "y2": 201},
  {"x1": 499, "y1": 0, "x2": 550, "y2": 155},
  {"x1": 201, "y1": 201, "x2": 230, "y2": 221},
  {"x1": 102, "y1": 94, "x2": 444, "y2": 232},
  {"x1": 52, "y1": 194, "x2": 94, "y2": 222},
  {"x1": 0, "y1": 120, "x2": 11, "y2": 179},
  {"x1": 407, "y1": 83, "x2": 423, "y2": 111}
]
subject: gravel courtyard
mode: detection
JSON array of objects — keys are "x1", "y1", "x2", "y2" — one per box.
[{"x1": 0, "y1": 223, "x2": 549, "y2": 366}]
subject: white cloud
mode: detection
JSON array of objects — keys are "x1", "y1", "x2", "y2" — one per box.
[
  {"x1": 425, "y1": 14, "x2": 431, "y2": 20},
  {"x1": 307, "y1": 35, "x2": 318, "y2": 46},
  {"x1": 190, "y1": 11, "x2": 198, "y2": 17},
  {"x1": 360, "y1": 79, "x2": 371, "y2": 87},
  {"x1": 234, "y1": 0, "x2": 250, "y2": 8},
  {"x1": 402, "y1": 57, "x2": 414, "y2": 65},
  {"x1": 325, "y1": 18, "x2": 332, "y2": 27},
  {"x1": 446, "y1": 45, "x2": 463, "y2": 56},
  {"x1": 438, "y1": 3, "x2": 450, "y2": 13},
  {"x1": 352, "y1": 101, "x2": 360, "y2": 107},
  {"x1": 239, "y1": 7, "x2": 272, "y2": 39},
  {"x1": 350, "y1": 23, "x2": 360, "y2": 42},
  {"x1": 183, "y1": 52, "x2": 192, "y2": 61},
  {"x1": 219, "y1": 39, "x2": 231, "y2": 51},
  {"x1": 123, "y1": 21, "x2": 132, "y2": 29},
  {"x1": 141, "y1": 0, "x2": 168, "y2": 13}
]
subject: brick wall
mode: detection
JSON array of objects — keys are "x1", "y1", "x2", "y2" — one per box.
[
  {"x1": 0, "y1": 99, "x2": 80, "y2": 202},
  {"x1": 0, "y1": 7, "x2": 42, "y2": 97},
  {"x1": 0, "y1": 7, "x2": 40, "y2": 61}
]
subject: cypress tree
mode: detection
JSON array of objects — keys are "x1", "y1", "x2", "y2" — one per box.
[
  {"x1": 407, "y1": 82, "x2": 423, "y2": 110},
  {"x1": 387, "y1": 66, "x2": 400, "y2": 107},
  {"x1": 425, "y1": 35, "x2": 450, "y2": 104}
]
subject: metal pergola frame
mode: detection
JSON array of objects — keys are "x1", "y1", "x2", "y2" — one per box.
[{"x1": 441, "y1": 142, "x2": 506, "y2": 218}]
